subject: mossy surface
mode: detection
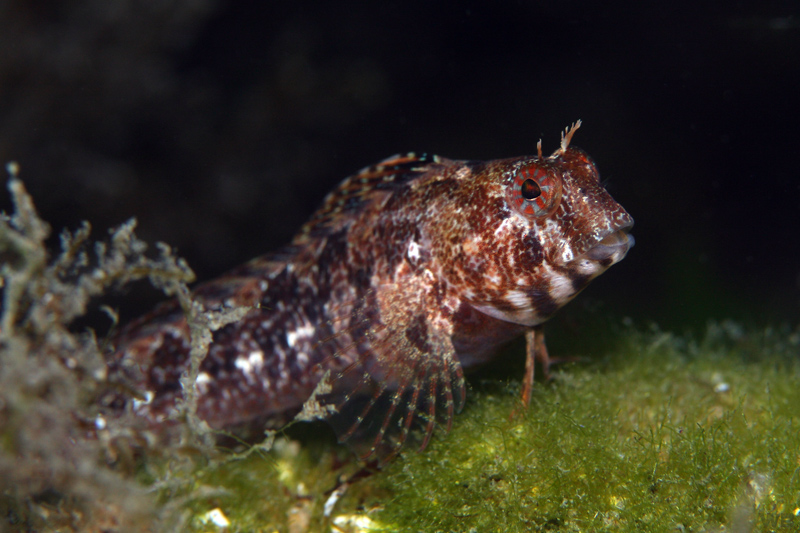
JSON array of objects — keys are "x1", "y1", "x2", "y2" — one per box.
[{"x1": 181, "y1": 322, "x2": 800, "y2": 532}]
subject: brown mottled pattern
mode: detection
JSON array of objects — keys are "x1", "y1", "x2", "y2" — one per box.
[{"x1": 105, "y1": 123, "x2": 634, "y2": 461}]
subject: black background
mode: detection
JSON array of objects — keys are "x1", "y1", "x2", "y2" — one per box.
[{"x1": 1, "y1": 1, "x2": 798, "y2": 332}]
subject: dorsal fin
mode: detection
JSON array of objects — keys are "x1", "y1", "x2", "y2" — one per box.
[{"x1": 298, "y1": 153, "x2": 442, "y2": 238}]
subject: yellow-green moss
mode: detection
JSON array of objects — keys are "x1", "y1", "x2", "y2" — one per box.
[{"x1": 179, "y1": 322, "x2": 800, "y2": 532}]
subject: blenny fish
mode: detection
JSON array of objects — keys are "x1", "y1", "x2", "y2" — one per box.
[{"x1": 105, "y1": 122, "x2": 633, "y2": 461}]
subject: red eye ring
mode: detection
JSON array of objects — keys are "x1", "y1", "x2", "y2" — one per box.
[{"x1": 505, "y1": 163, "x2": 562, "y2": 218}]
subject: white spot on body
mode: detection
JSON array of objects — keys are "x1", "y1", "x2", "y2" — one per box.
[
  {"x1": 132, "y1": 390, "x2": 155, "y2": 411},
  {"x1": 407, "y1": 240, "x2": 421, "y2": 262},
  {"x1": 235, "y1": 349, "x2": 265, "y2": 377},
  {"x1": 504, "y1": 289, "x2": 531, "y2": 309},
  {"x1": 548, "y1": 271, "x2": 576, "y2": 303},
  {"x1": 286, "y1": 323, "x2": 315, "y2": 348},
  {"x1": 560, "y1": 245, "x2": 574, "y2": 263},
  {"x1": 195, "y1": 372, "x2": 212, "y2": 393}
]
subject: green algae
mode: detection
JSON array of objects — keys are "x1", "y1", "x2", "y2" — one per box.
[
  {"x1": 375, "y1": 324, "x2": 800, "y2": 532},
  {"x1": 180, "y1": 322, "x2": 800, "y2": 532}
]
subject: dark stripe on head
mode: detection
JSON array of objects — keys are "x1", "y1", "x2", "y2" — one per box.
[
  {"x1": 597, "y1": 256, "x2": 615, "y2": 269},
  {"x1": 527, "y1": 288, "x2": 559, "y2": 319},
  {"x1": 570, "y1": 272, "x2": 592, "y2": 294}
]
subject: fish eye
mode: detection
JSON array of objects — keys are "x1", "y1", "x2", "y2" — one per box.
[
  {"x1": 520, "y1": 179, "x2": 541, "y2": 200},
  {"x1": 505, "y1": 162, "x2": 562, "y2": 219}
]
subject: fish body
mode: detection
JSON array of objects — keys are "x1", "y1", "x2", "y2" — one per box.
[{"x1": 107, "y1": 123, "x2": 633, "y2": 460}]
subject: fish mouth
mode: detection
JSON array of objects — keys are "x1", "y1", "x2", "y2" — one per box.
[{"x1": 582, "y1": 225, "x2": 635, "y2": 262}]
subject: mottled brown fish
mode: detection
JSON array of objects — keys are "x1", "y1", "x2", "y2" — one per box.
[{"x1": 106, "y1": 122, "x2": 633, "y2": 461}]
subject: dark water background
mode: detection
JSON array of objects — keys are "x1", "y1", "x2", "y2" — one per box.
[{"x1": 1, "y1": 2, "x2": 798, "y2": 332}]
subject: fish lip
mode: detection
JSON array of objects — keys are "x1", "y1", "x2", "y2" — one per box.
[{"x1": 580, "y1": 223, "x2": 634, "y2": 262}]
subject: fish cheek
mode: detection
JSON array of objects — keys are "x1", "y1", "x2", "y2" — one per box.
[{"x1": 516, "y1": 230, "x2": 545, "y2": 271}]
